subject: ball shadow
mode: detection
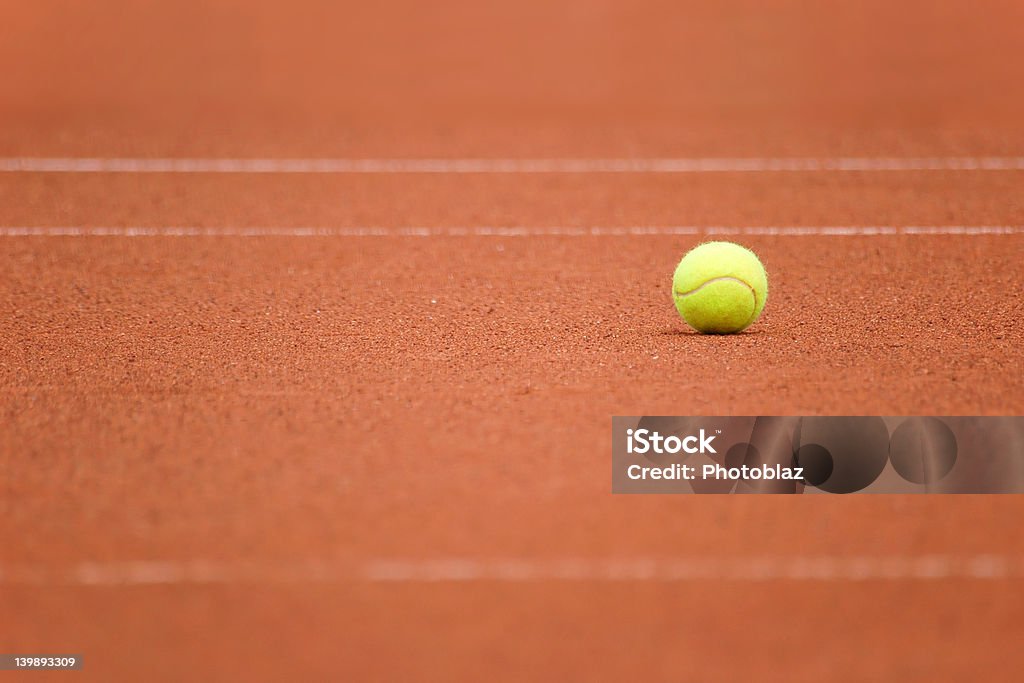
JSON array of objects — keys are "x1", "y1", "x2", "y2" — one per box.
[{"x1": 656, "y1": 327, "x2": 766, "y2": 337}]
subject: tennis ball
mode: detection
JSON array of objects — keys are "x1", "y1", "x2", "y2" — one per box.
[{"x1": 671, "y1": 241, "x2": 768, "y2": 333}]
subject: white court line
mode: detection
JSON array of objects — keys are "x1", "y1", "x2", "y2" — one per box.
[
  {"x1": 1, "y1": 225, "x2": 1022, "y2": 237},
  {"x1": 2, "y1": 157, "x2": 1024, "y2": 173},
  {"x1": 1, "y1": 556, "x2": 1021, "y2": 585}
]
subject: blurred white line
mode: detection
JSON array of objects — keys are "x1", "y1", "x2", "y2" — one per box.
[
  {"x1": 0, "y1": 226, "x2": 1022, "y2": 237},
  {"x1": 1, "y1": 556, "x2": 1022, "y2": 585},
  {"x1": 2, "y1": 157, "x2": 1024, "y2": 173}
]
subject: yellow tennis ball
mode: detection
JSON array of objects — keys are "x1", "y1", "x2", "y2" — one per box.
[{"x1": 671, "y1": 241, "x2": 768, "y2": 334}]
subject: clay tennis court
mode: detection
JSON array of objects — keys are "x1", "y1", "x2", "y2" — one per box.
[{"x1": 2, "y1": 0, "x2": 1024, "y2": 680}]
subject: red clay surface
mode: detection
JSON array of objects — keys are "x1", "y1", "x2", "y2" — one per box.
[
  {"x1": 3, "y1": 235, "x2": 1024, "y2": 681},
  {"x1": 3, "y1": 0, "x2": 1024, "y2": 157},
  {"x1": 3, "y1": 171, "x2": 1024, "y2": 228},
  {"x1": 2, "y1": 0, "x2": 1024, "y2": 681}
]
